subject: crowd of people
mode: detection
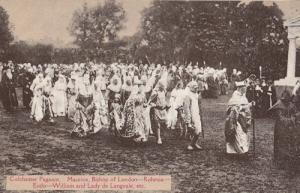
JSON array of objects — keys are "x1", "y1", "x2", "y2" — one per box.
[{"x1": 0, "y1": 60, "x2": 299, "y2": 156}]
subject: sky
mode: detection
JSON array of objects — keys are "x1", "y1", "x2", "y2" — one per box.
[{"x1": 0, "y1": 0, "x2": 299, "y2": 48}]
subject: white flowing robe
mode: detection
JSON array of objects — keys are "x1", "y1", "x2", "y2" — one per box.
[
  {"x1": 166, "y1": 89, "x2": 185, "y2": 129},
  {"x1": 183, "y1": 89, "x2": 202, "y2": 134},
  {"x1": 93, "y1": 88, "x2": 109, "y2": 133},
  {"x1": 52, "y1": 80, "x2": 67, "y2": 116},
  {"x1": 67, "y1": 80, "x2": 77, "y2": 121},
  {"x1": 226, "y1": 90, "x2": 251, "y2": 154},
  {"x1": 30, "y1": 86, "x2": 44, "y2": 122}
]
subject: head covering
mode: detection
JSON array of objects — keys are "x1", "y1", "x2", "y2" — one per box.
[
  {"x1": 108, "y1": 75, "x2": 121, "y2": 93},
  {"x1": 281, "y1": 90, "x2": 292, "y2": 102},
  {"x1": 236, "y1": 81, "x2": 246, "y2": 87},
  {"x1": 133, "y1": 79, "x2": 143, "y2": 85},
  {"x1": 122, "y1": 77, "x2": 133, "y2": 91},
  {"x1": 292, "y1": 80, "x2": 300, "y2": 96},
  {"x1": 187, "y1": 81, "x2": 198, "y2": 92},
  {"x1": 114, "y1": 93, "x2": 121, "y2": 100},
  {"x1": 70, "y1": 71, "x2": 77, "y2": 80},
  {"x1": 228, "y1": 90, "x2": 249, "y2": 106}
]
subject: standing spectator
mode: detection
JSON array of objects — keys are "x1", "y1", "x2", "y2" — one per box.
[
  {"x1": 1, "y1": 67, "x2": 18, "y2": 112},
  {"x1": 21, "y1": 67, "x2": 35, "y2": 110}
]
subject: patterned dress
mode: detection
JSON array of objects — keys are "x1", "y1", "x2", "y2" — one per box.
[
  {"x1": 225, "y1": 91, "x2": 252, "y2": 154},
  {"x1": 122, "y1": 92, "x2": 149, "y2": 142},
  {"x1": 149, "y1": 90, "x2": 167, "y2": 132},
  {"x1": 42, "y1": 84, "x2": 54, "y2": 121},
  {"x1": 67, "y1": 80, "x2": 77, "y2": 121},
  {"x1": 72, "y1": 84, "x2": 95, "y2": 137},
  {"x1": 93, "y1": 90, "x2": 109, "y2": 133}
]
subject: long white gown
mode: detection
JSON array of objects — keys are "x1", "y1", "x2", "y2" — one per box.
[
  {"x1": 93, "y1": 85, "x2": 109, "y2": 133},
  {"x1": 226, "y1": 90, "x2": 251, "y2": 154},
  {"x1": 30, "y1": 85, "x2": 44, "y2": 122},
  {"x1": 166, "y1": 88, "x2": 186, "y2": 129},
  {"x1": 67, "y1": 80, "x2": 77, "y2": 121},
  {"x1": 52, "y1": 78, "x2": 67, "y2": 117}
]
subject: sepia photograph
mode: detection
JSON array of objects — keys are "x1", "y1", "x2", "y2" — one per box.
[{"x1": 0, "y1": 0, "x2": 300, "y2": 192}]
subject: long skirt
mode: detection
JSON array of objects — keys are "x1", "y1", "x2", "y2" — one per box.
[
  {"x1": 166, "y1": 106, "x2": 177, "y2": 130},
  {"x1": 52, "y1": 90, "x2": 67, "y2": 117},
  {"x1": 23, "y1": 88, "x2": 33, "y2": 109},
  {"x1": 42, "y1": 96, "x2": 54, "y2": 121},
  {"x1": 122, "y1": 102, "x2": 149, "y2": 142},
  {"x1": 2, "y1": 87, "x2": 18, "y2": 111},
  {"x1": 31, "y1": 96, "x2": 44, "y2": 122},
  {"x1": 93, "y1": 102, "x2": 109, "y2": 133},
  {"x1": 67, "y1": 94, "x2": 77, "y2": 121},
  {"x1": 72, "y1": 105, "x2": 95, "y2": 137},
  {"x1": 226, "y1": 122, "x2": 249, "y2": 154}
]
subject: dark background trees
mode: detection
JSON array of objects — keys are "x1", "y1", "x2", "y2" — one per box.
[
  {"x1": 136, "y1": 1, "x2": 289, "y2": 79},
  {"x1": 0, "y1": 6, "x2": 13, "y2": 61},
  {"x1": 69, "y1": 0, "x2": 126, "y2": 62},
  {"x1": 0, "y1": 1, "x2": 293, "y2": 80}
]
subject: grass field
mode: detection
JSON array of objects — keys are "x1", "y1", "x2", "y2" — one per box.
[{"x1": 0, "y1": 94, "x2": 300, "y2": 193}]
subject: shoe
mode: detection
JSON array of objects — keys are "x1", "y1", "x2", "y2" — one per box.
[
  {"x1": 157, "y1": 138, "x2": 162, "y2": 145},
  {"x1": 187, "y1": 145, "x2": 194, "y2": 151},
  {"x1": 149, "y1": 129, "x2": 154, "y2": 135},
  {"x1": 193, "y1": 144, "x2": 203, "y2": 150}
]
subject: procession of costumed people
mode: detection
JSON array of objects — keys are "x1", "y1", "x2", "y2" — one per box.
[{"x1": 0, "y1": 61, "x2": 299, "y2": 154}]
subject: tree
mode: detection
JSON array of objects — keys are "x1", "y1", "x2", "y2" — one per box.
[
  {"x1": 6, "y1": 41, "x2": 53, "y2": 65},
  {"x1": 233, "y1": 2, "x2": 288, "y2": 79},
  {"x1": 139, "y1": 1, "x2": 240, "y2": 65},
  {"x1": 137, "y1": 1, "x2": 288, "y2": 79},
  {"x1": 69, "y1": 0, "x2": 125, "y2": 61},
  {"x1": 0, "y1": 6, "x2": 14, "y2": 60}
]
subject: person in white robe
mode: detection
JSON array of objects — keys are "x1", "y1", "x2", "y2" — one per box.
[
  {"x1": 93, "y1": 78, "x2": 109, "y2": 133},
  {"x1": 183, "y1": 81, "x2": 203, "y2": 151},
  {"x1": 167, "y1": 81, "x2": 185, "y2": 130},
  {"x1": 225, "y1": 81, "x2": 253, "y2": 154},
  {"x1": 30, "y1": 73, "x2": 44, "y2": 120},
  {"x1": 52, "y1": 74, "x2": 67, "y2": 117},
  {"x1": 67, "y1": 72, "x2": 78, "y2": 121},
  {"x1": 30, "y1": 84, "x2": 44, "y2": 122}
]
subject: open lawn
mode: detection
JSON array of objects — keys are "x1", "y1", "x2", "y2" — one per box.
[{"x1": 0, "y1": 94, "x2": 299, "y2": 193}]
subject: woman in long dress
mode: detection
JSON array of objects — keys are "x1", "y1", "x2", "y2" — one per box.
[
  {"x1": 120, "y1": 79, "x2": 149, "y2": 143},
  {"x1": 71, "y1": 73, "x2": 96, "y2": 137},
  {"x1": 93, "y1": 78, "x2": 109, "y2": 133},
  {"x1": 225, "y1": 81, "x2": 252, "y2": 154},
  {"x1": 120, "y1": 77, "x2": 132, "y2": 106},
  {"x1": 67, "y1": 73, "x2": 78, "y2": 121},
  {"x1": 30, "y1": 73, "x2": 44, "y2": 121},
  {"x1": 271, "y1": 90, "x2": 297, "y2": 166},
  {"x1": 166, "y1": 81, "x2": 185, "y2": 130},
  {"x1": 52, "y1": 74, "x2": 67, "y2": 117},
  {"x1": 1, "y1": 67, "x2": 18, "y2": 112},
  {"x1": 42, "y1": 76, "x2": 55, "y2": 123}
]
